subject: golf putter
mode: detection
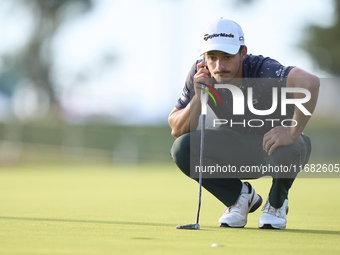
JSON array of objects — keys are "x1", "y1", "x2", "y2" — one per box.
[{"x1": 176, "y1": 59, "x2": 209, "y2": 230}]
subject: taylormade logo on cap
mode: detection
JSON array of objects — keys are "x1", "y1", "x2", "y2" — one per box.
[
  {"x1": 204, "y1": 33, "x2": 235, "y2": 41},
  {"x1": 200, "y1": 18, "x2": 245, "y2": 55}
]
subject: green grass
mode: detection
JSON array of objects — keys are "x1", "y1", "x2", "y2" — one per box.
[{"x1": 0, "y1": 163, "x2": 340, "y2": 255}]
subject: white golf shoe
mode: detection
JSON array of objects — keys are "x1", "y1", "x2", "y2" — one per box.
[
  {"x1": 258, "y1": 197, "x2": 288, "y2": 229},
  {"x1": 219, "y1": 182, "x2": 262, "y2": 228}
]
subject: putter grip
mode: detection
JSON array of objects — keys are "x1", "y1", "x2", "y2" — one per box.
[{"x1": 200, "y1": 85, "x2": 208, "y2": 115}]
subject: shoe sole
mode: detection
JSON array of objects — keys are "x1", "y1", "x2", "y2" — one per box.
[
  {"x1": 259, "y1": 224, "x2": 286, "y2": 230},
  {"x1": 220, "y1": 223, "x2": 244, "y2": 228}
]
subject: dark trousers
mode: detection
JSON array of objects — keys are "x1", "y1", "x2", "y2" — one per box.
[{"x1": 170, "y1": 127, "x2": 311, "y2": 208}]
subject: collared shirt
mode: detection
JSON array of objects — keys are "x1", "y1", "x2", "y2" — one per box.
[{"x1": 175, "y1": 54, "x2": 295, "y2": 135}]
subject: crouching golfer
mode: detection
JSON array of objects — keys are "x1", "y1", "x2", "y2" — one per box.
[{"x1": 169, "y1": 18, "x2": 319, "y2": 229}]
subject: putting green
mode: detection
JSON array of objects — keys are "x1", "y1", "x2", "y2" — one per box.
[{"x1": 0, "y1": 163, "x2": 339, "y2": 255}]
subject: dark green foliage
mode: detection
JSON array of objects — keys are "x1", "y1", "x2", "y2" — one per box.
[{"x1": 302, "y1": 0, "x2": 340, "y2": 75}]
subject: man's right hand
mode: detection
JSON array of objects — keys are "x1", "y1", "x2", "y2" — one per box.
[
  {"x1": 168, "y1": 60, "x2": 213, "y2": 138},
  {"x1": 193, "y1": 61, "x2": 212, "y2": 101}
]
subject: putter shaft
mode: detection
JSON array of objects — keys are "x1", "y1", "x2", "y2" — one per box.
[{"x1": 196, "y1": 114, "x2": 205, "y2": 225}]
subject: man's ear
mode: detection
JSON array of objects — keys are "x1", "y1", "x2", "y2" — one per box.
[{"x1": 241, "y1": 46, "x2": 247, "y2": 60}]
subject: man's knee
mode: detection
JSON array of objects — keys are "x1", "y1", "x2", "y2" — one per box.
[
  {"x1": 269, "y1": 136, "x2": 307, "y2": 166},
  {"x1": 171, "y1": 133, "x2": 190, "y2": 161},
  {"x1": 170, "y1": 133, "x2": 191, "y2": 176}
]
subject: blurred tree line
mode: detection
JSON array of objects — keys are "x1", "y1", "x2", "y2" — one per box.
[
  {"x1": 0, "y1": 0, "x2": 93, "y2": 118},
  {"x1": 302, "y1": 0, "x2": 340, "y2": 76}
]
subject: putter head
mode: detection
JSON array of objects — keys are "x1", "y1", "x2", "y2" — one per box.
[{"x1": 176, "y1": 223, "x2": 200, "y2": 230}]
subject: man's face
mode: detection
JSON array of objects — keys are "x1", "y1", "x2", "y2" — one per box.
[{"x1": 205, "y1": 49, "x2": 245, "y2": 84}]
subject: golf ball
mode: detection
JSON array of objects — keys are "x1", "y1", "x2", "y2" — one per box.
[{"x1": 212, "y1": 243, "x2": 224, "y2": 247}]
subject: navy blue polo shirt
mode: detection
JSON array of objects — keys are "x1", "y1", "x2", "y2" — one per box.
[{"x1": 175, "y1": 54, "x2": 295, "y2": 135}]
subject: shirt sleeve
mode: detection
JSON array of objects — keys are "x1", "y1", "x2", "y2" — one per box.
[
  {"x1": 254, "y1": 57, "x2": 295, "y2": 120},
  {"x1": 175, "y1": 60, "x2": 200, "y2": 110},
  {"x1": 256, "y1": 57, "x2": 294, "y2": 84}
]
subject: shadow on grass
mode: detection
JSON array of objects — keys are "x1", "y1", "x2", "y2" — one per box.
[
  {"x1": 203, "y1": 225, "x2": 340, "y2": 236},
  {"x1": 0, "y1": 216, "x2": 175, "y2": 228},
  {"x1": 269, "y1": 228, "x2": 340, "y2": 236},
  {"x1": 2, "y1": 216, "x2": 339, "y2": 236}
]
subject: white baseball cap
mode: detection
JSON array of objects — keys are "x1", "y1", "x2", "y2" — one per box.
[{"x1": 199, "y1": 18, "x2": 245, "y2": 55}]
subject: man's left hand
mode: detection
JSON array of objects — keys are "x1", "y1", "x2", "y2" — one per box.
[{"x1": 263, "y1": 126, "x2": 297, "y2": 155}]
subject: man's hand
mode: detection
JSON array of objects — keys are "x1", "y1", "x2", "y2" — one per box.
[
  {"x1": 193, "y1": 61, "x2": 212, "y2": 100},
  {"x1": 263, "y1": 126, "x2": 297, "y2": 155}
]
